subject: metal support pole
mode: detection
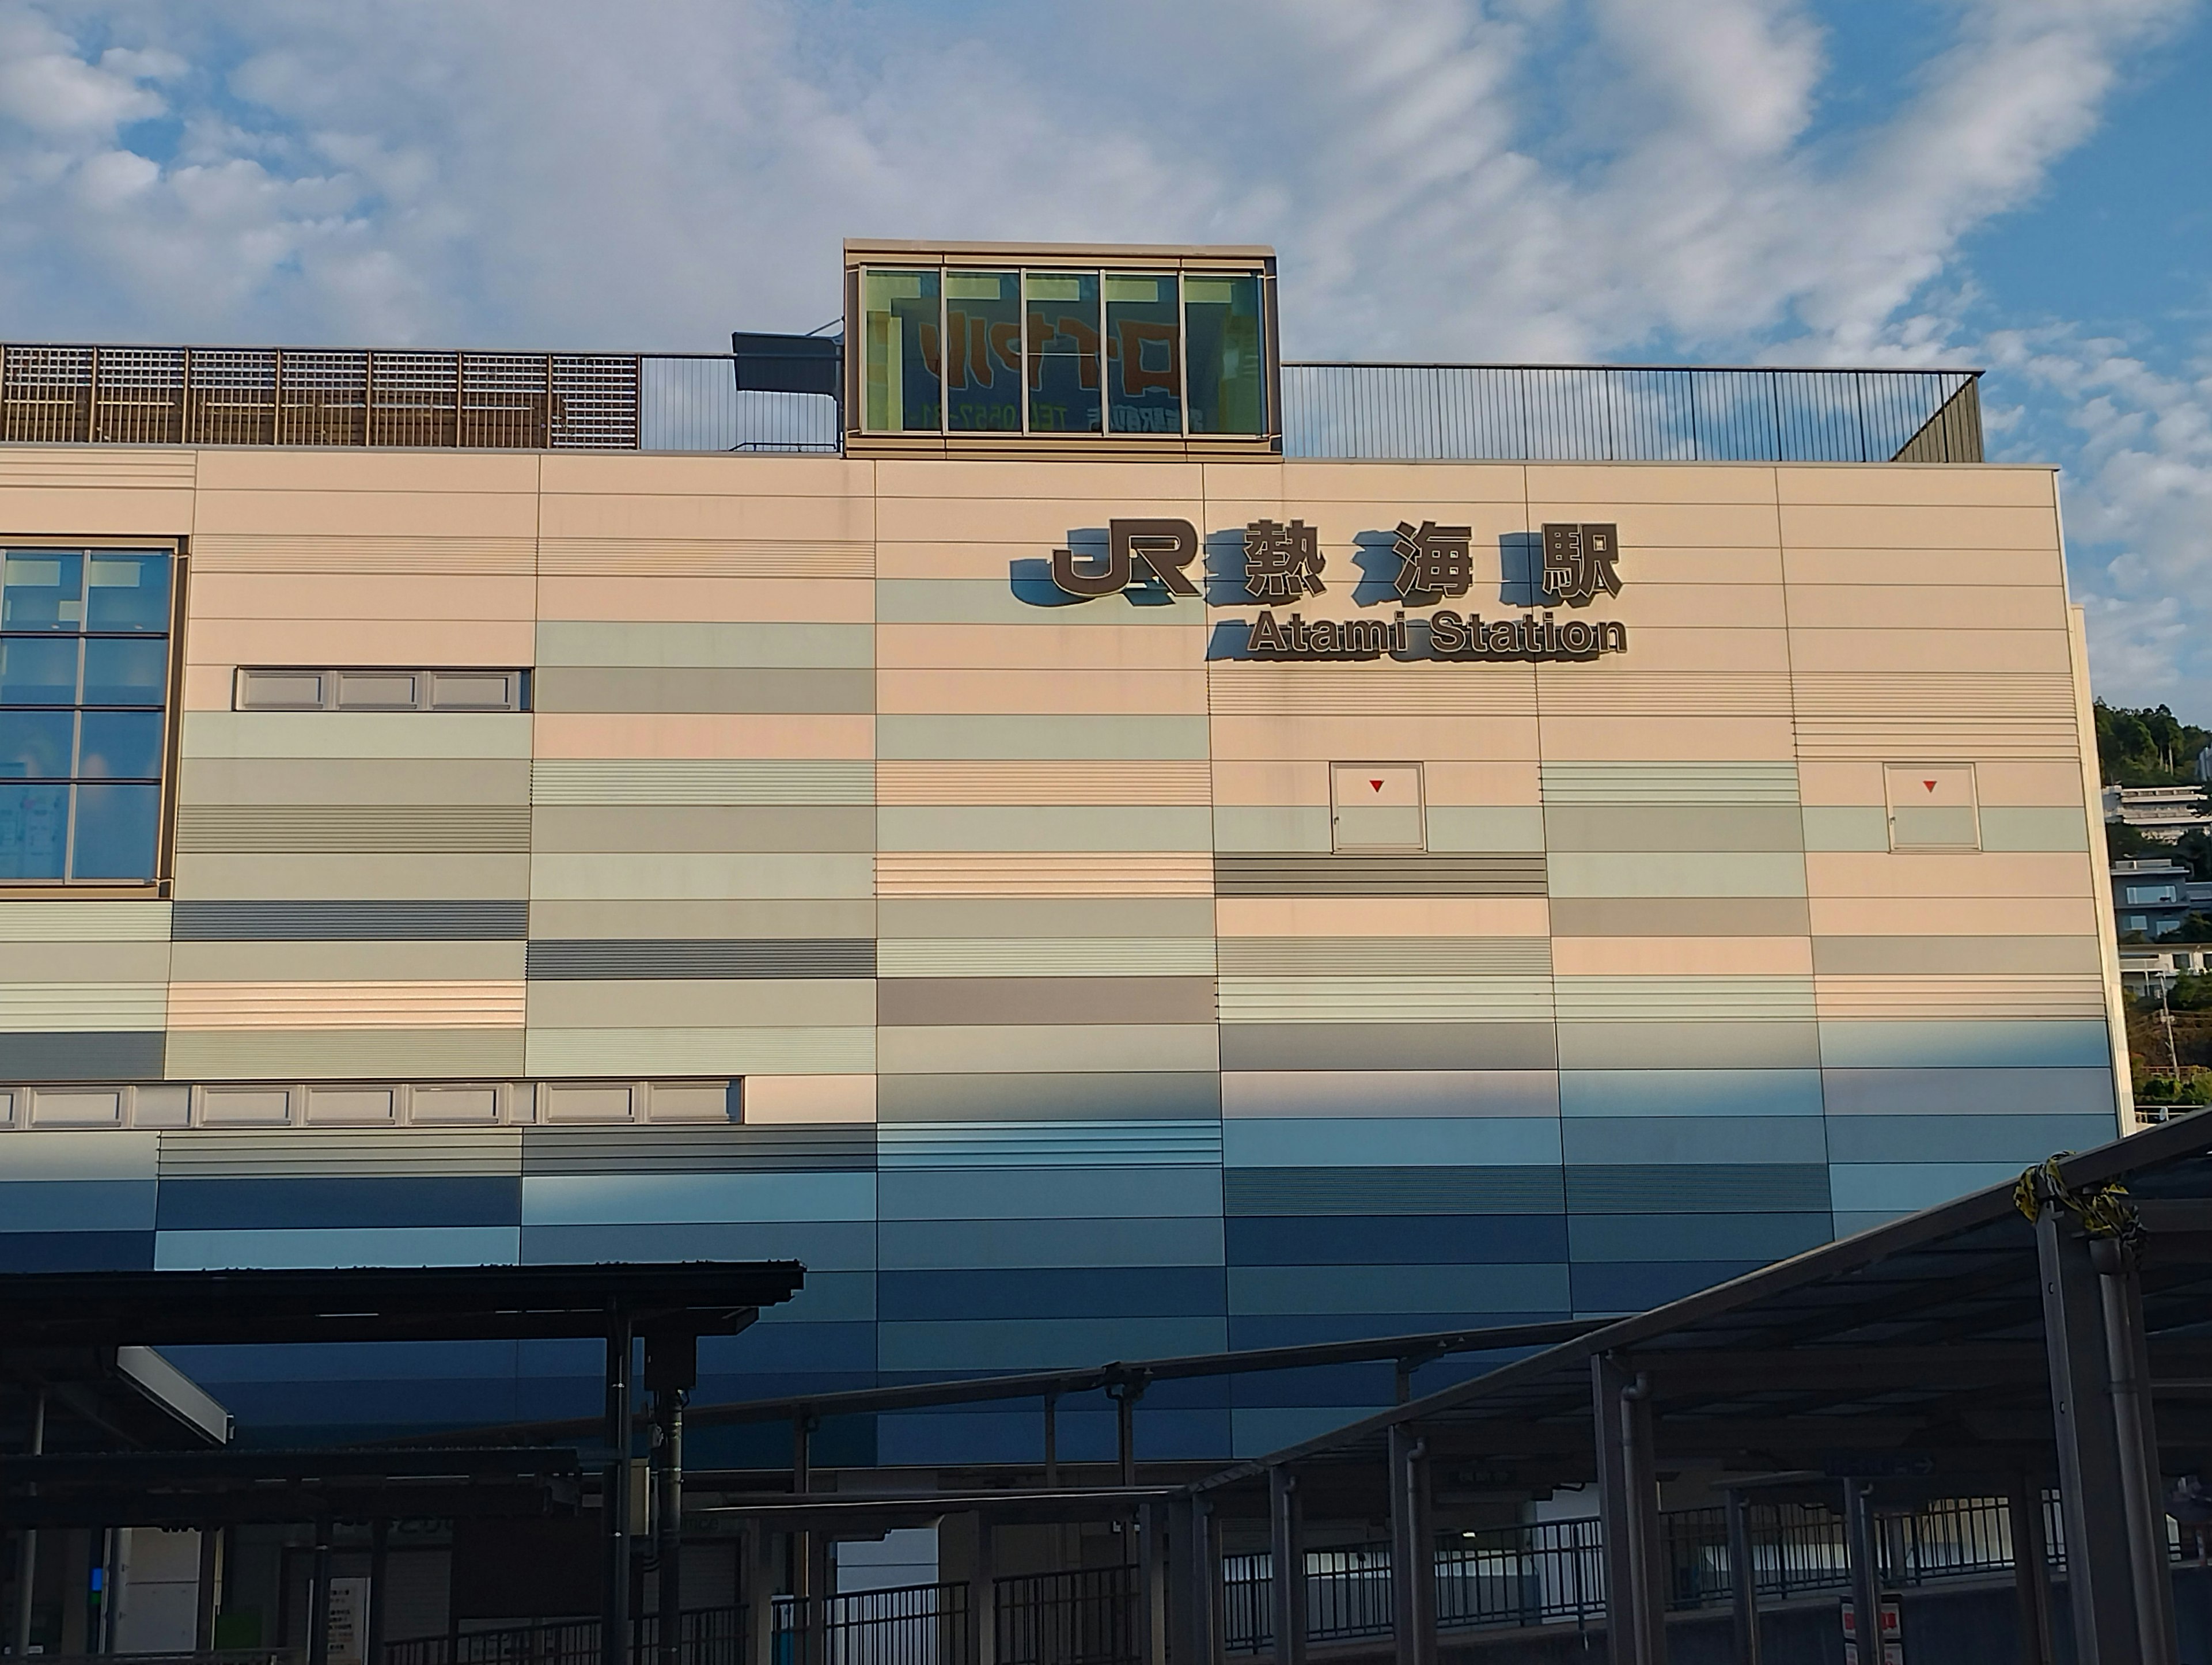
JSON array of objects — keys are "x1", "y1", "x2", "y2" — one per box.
[
  {"x1": 2037, "y1": 1204, "x2": 2143, "y2": 1663},
  {"x1": 1043, "y1": 1393, "x2": 1058, "y2": 1489},
  {"x1": 195, "y1": 1524, "x2": 219, "y2": 1652},
  {"x1": 1267, "y1": 1468, "x2": 1304, "y2": 1665},
  {"x1": 1388, "y1": 1425, "x2": 1434, "y2": 1665},
  {"x1": 309, "y1": 1519, "x2": 334, "y2": 1665},
  {"x1": 367, "y1": 1520, "x2": 387, "y2": 1665},
  {"x1": 2099, "y1": 1239, "x2": 2179, "y2": 1665},
  {"x1": 802, "y1": 1534, "x2": 830, "y2": 1665},
  {"x1": 970, "y1": 1515, "x2": 995, "y2": 1665},
  {"x1": 1843, "y1": 1482, "x2": 1880, "y2": 1665},
  {"x1": 15, "y1": 1388, "x2": 46, "y2": 1659},
  {"x1": 1169, "y1": 1498, "x2": 1215, "y2": 1665},
  {"x1": 2008, "y1": 1476, "x2": 2054, "y2": 1665},
  {"x1": 1138, "y1": 1503, "x2": 1169, "y2": 1665},
  {"x1": 605, "y1": 1309, "x2": 635, "y2": 1665},
  {"x1": 1111, "y1": 1382, "x2": 1145, "y2": 1490},
  {"x1": 791, "y1": 1416, "x2": 817, "y2": 1665},
  {"x1": 1592, "y1": 1355, "x2": 1668, "y2": 1665},
  {"x1": 648, "y1": 1333, "x2": 697, "y2": 1665},
  {"x1": 1722, "y1": 1490, "x2": 1759, "y2": 1665},
  {"x1": 743, "y1": 1527, "x2": 776, "y2": 1665}
]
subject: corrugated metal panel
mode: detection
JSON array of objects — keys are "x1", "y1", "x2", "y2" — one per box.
[
  {"x1": 1814, "y1": 973, "x2": 2109, "y2": 1021},
  {"x1": 174, "y1": 806, "x2": 533, "y2": 854},
  {"x1": 157, "y1": 1128, "x2": 524, "y2": 1178},
  {"x1": 875, "y1": 760, "x2": 1212, "y2": 806},
  {"x1": 1793, "y1": 674, "x2": 2080, "y2": 758},
  {"x1": 165, "y1": 1028, "x2": 526, "y2": 1080},
  {"x1": 522, "y1": 1124, "x2": 875, "y2": 1173},
  {"x1": 537, "y1": 538, "x2": 873, "y2": 578},
  {"x1": 1206, "y1": 668, "x2": 1536, "y2": 715},
  {"x1": 171, "y1": 901, "x2": 529, "y2": 940},
  {"x1": 535, "y1": 621, "x2": 874, "y2": 669},
  {"x1": 876, "y1": 852, "x2": 1214, "y2": 897},
  {"x1": 1535, "y1": 673, "x2": 1793, "y2": 715},
  {"x1": 1217, "y1": 937, "x2": 1551, "y2": 976},
  {"x1": 1213, "y1": 854, "x2": 1548, "y2": 897},
  {"x1": 877, "y1": 1120, "x2": 1223, "y2": 1168},
  {"x1": 1217, "y1": 976, "x2": 1554, "y2": 1023},
  {"x1": 1565, "y1": 1163, "x2": 1831, "y2": 1212},
  {"x1": 523, "y1": 1027, "x2": 876, "y2": 1075},
  {"x1": 0, "y1": 901, "x2": 172, "y2": 942},
  {"x1": 1554, "y1": 974, "x2": 1816, "y2": 1022},
  {"x1": 0, "y1": 984, "x2": 168, "y2": 1030},
  {"x1": 1539, "y1": 762, "x2": 1801, "y2": 805},
  {"x1": 877, "y1": 938, "x2": 1217, "y2": 977},
  {"x1": 531, "y1": 759, "x2": 874, "y2": 805},
  {"x1": 526, "y1": 939, "x2": 876, "y2": 980},
  {"x1": 0, "y1": 450, "x2": 194, "y2": 488},
  {"x1": 167, "y1": 981, "x2": 528, "y2": 1029},
  {"x1": 1222, "y1": 1165, "x2": 1564, "y2": 1214},
  {"x1": 190, "y1": 534, "x2": 535, "y2": 575}
]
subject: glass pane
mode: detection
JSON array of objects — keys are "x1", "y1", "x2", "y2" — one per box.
[
  {"x1": 1, "y1": 551, "x2": 84, "y2": 630},
  {"x1": 944, "y1": 270, "x2": 1023, "y2": 432},
  {"x1": 862, "y1": 268, "x2": 943, "y2": 433},
  {"x1": 1185, "y1": 274, "x2": 1266, "y2": 435},
  {"x1": 0, "y1": 710, "x2": 74, "y2": 779},
  {"x1": 85, "y1": 551, "x2": 172, "y2": 631},
  {"x1": 77, "y1": 710, "x2": 164, "y2": 779},
  {"x1": 1104, "y1": 273, "x2": 1183, "y2": 435},
  {"x1": 1025, "y1": 272, "x2": 1102, "y2": 434},
  {"x1": 0, "y1": 636, "x2": 80, "y2": 704},
  {"x1": 0, "y1": 783, "x2": 69, "y2": 879},
  {"x1": 82, "y1": 636, "x2": 169, "y2": 706},
  {"x1": 71, "y1": 783, "x2": 158, "y2": 880}
]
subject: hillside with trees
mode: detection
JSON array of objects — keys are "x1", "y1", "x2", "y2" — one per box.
[{"x1": 2097, "y1": 700, "x2": 2212, "y2": 786}]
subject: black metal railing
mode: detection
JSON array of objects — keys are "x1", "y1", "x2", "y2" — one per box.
[
  {"x1": 0, "y1": 343, "x2": 1982, "y2": 464},
  {"x1": 994, "y1": 1565, "x2": 1138, "y2": 1665},
  {"x1": 382, "y1": 1607, "x2": 737, "y2": 1665},
  {"x1": 779, "y1": 1581, "x2": 969, "y2": 1665}
]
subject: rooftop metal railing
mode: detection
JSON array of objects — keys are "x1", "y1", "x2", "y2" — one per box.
[{"x1": 0, "y1": 343, "x2": 1981, "y2": 463}]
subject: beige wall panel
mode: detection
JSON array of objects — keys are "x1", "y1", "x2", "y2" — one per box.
[
  {"x1": 537, "y1": 621, "x2": 875, "y2": 669},
  {"x1": 180, "y1": 712, "x2": 532, "y2": 761},
  {"x1": 537, "y1": 492, "x2": 874, "y2": 544},
  {"x1": 878, "y1": 540, "x2": 1184, "y2": 581},
  {"x1": 538, "y1": 539, "x2": 870, "y2": 580},
  {"x1": 879, "y1": 760, "x2": 1211, "y2": 806},
  {"x1": 529, "y1": 852, "x2": 874, "y2": 901},
  {"x1": 1209, "y1": 667, "x2": 1537, "y2": 717},
  {"x1": 181, "y1": 757, "x2": 531, "y2": 806},
  {"x1": 1777, "y1": 503, "x2": 2058, "y2": 549},
  {"x1": 1804, "y1": 851, "x2": 2096, "y2": 898},
  {"x1": 170, "y1": 940, "x2": 525, "y2": 981},
  {"x1": 1210, "y1": 715, "x2": 1540, "y2": 762},
  {"x1": 1814, "y1": 973, "x2": 2107, "y2": 1021},
  {"x1": 168, "y1": 1027, "x2": 527, "y2": 1080},
  {"x1": 1549, "y1": 936, "x2": 1813, "y2": 976},
  {"x1": 1807, "y1": 896, "x2": 2099, "y2": 936},
  {"x1": 0, "y1": 940, "x2": 169, "y2": 981},
  {"x1": 531, "y1": 805, "x2": 873, "y2": 854},
  {"x1": 1795, "y1": 762, "x2": 1886, "y2": 806},
  {"x1": 1588, "y1": 549, "x2": 1784, "y2": 586},
  {"x1": 1211, "y1": 760, "x2": 1328, "y2": 807},
  {"x1": 1532, "y1": 670, "x2": 1793, "y2": 716},
  {"x1": 535, "y1": 578, "x2": 874, "y2": 625},
  {"x1": 184, "y1": 619, "x2": 537, "y2": 668},
  {"x1": 1783, "y1": 548, "x2": 2063, "y2": 588},
  {"x1": 875, "y1": 851, "x2": 1212, "y2": 897},
  {"x1": 1426, "y1": 761, "x2": 1545, "y2": 807},
  {"x1": 531, "y1": 898, "x2": 877, "y2": 939},
  {"x1": 880, "y1": 938, "x2": 1217, "y2": 977},
  {"x1": 877, "y1": 458, "x2": 1204, "y2": 499},
  {"x1": 537, "y1": 453, "x2": 873, "y2": 496},
  {"x1": 179, "y1": 666, "x2": 232, "y2": 710},
  {"x1": 175, "y1": 804, "x2": 531, "y2": 855},
  {"x1": 1524, "y1": 463, "x2": 1779, "y2": 505},
  {"x1": 1525, "y1": 502, "x2": 1781, "y2": 548},
  {"x1": 1784, "y1": 629, "x2": 2073, "y2": 675},
  {"x1": 0, "y1": 983, "x2": 166, "y2": 1029},
  {"x1": 878, "y1": 1023, "x2": 1219, "y2": 1074},
  {"x1": 1202, "y1": 502, "x2": 1525, "y2": 543},
  {"x1": 1975, "y1": 760, "x2": 2089, "y2": 806},
  {"x1": 531, "y1": 714, "x2": 873, "y2": 760},
  {"x1": 168, "y1": 980, "x2": 525, "y2": 1029},
  {"x1": 881, "y1": 805, "x2": 1210, "y2": 853},
  {"x1": 526, "y1": 978, "x2": 874, "y2": 1029},
  {"x1": 172, "y1": 853, "x2": 529, "y2": 899},
  {"x1": 1524, "y1": 628, "x2": 1791, "y2": 675},
  {"x1": 741, "y1": 1074, "x2": 877, "y2": 1124},
  {"x1": 525, "y1": 1027, "x2": 874, "y2": 1076},
  {"x1": 189, "y1": 534, "x2": 536, "y2": 576},
  {"x1": 878, "y1": 668, "x2": 1207, "y2": 716},
  {"x1": 877, "y1": 622, "x2": 1199, "y2": 672},
  {"x1": 1548, "y1": 851, "x2": 1808, "y2": 898},
  {"x1": 1271, "y1": 461, "x2": 1526, "y2": 502},
  {"x1": 0, "y1": 901, "x2": 171, "y2": 942},
  {"x1": 192, "y1": 450, "x2": 539, "y2": 493},
  {"x1": 188, "y1": 572, "x2": 536, "y2": 621},
  {"x1": 532, "y1": 758, "x2": 872, "y2": 805},
  {"x1": 1215, "y1": 897, "x2": 1551, "y2": 937},
  {"x1": 874, "y1": 496, "x2": 1203, "y2": 547},
  {"x1": 1780, "y1": 585, "x2": 2069, "y2": 631},
  {"x1": 195, "y1": 490, "x2": 536, "y2": 540},
  {"x1": 0, "y1": 488, "x2": 195, "y2": 534},
  {"x1": 1536, "y1": 716, "x2": 1798, "y2": 761},
  {"x1": 1775, "y1": 465, "x2": 2056, "y2": 507},
  {"x1": 0, "y1": 448, "x2": 194, "y2": 487},
  {"x1": 880, "y1": 897, "x2": 1214, "y2": 938}
]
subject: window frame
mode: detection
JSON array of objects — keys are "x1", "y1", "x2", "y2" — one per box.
[{"x1": 0, "y1": 537, "x2": 185, "y2": 896}]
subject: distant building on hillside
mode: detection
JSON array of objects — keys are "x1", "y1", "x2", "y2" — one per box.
[
  {"x1": 2199, "y1": 745, "x2": 2212, "y2": 784},
  {"x1": 2104, "y1": 782, "x2": 2212, "y2": 842}
]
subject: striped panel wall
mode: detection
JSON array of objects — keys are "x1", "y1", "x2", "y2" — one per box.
[{"x1": 1215, "y1": 854, "x2": 1550, "y2": 896}]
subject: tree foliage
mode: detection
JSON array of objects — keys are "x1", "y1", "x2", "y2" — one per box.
[{"x1": 2097, "y1": 700, "x2": 2212, "y2": 786}]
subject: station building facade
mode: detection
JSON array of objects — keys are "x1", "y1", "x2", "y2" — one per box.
[{"x1": 0, "y1": 241, "x2": 2129, "y2": 1464}]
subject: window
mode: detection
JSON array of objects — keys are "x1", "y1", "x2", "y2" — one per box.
[
  {"x1": 233, "y1": 667, "x2": 528, "y2": 712},
  {"x1": 0, "y1": 548, "x2": 173, "y2": 884},
  {"x1": 1885, "y1": 763, "x2": 1980, "y2": 852},
  {"x1": 1331, "y1": 763, "x2": 1425, "y2": 852},
  {"x1": 860, "y1": 263, "x2": 1270, "y2": 438}
]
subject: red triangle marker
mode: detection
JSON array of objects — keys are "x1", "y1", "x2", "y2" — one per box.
[
  {"x1": 1370, "y1": 779, "x2": 1385, "y2": 792},
  {"x1": 1923, "y1": 780, "x2": 1937, "y2": 792}
]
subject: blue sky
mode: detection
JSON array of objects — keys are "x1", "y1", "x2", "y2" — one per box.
[{"x1": 0, "y1": 0, "x2": 2205, "y2": 712}]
